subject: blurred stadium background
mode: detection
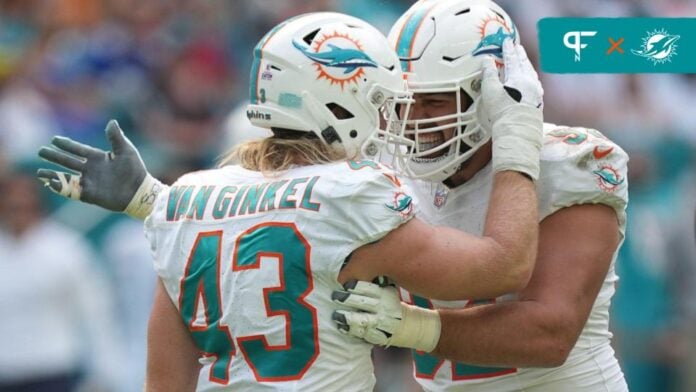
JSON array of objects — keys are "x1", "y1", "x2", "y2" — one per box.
[{"x1": 0, "y1": 1, "x2": 694, "y2": 391}]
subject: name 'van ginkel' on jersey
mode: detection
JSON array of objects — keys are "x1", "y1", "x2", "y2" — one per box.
[{"x1": 165, "y1": 176, "x2": 322, "y2": 222}]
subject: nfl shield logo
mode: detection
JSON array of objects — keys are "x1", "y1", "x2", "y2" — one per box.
[{"x1": 434, "y1": 186, "x2": 449, "y2": 209}]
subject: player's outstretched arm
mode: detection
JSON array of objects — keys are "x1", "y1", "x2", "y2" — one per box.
[{"x1": 37, "y1": 120, "x2": 165, "y2": 220}]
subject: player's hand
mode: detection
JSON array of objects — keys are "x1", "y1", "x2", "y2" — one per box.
[
  {"x1": 332, "y1": 280, "x2": 441, "y2": 352},
  {"x1": 480, "y1": 39, "x2": 543, "y2": 180},
  {"x1": 37, "y1": 120, "x2": 163, "y2": 220}
]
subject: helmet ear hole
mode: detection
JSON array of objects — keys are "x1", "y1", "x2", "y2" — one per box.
[{"x1": 326, "y1": 103, "x2": 355, "y2": 120}]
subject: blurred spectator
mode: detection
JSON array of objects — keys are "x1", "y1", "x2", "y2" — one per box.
[
  {"x1": 0, "y1": 2, "x2": 61, "y2": 162},
  {"x1": 100, "y1": 218, "x2": 156, "y2": 392},
  {"x1": 0, "y1": 166, "x2": 124, "y2": 392}
]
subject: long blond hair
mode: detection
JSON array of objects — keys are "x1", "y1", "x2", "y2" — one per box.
[{"x1": 218, "y1": 134, "x2": 347, "y2": 174}]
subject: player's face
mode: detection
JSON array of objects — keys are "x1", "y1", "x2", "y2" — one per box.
[{"x1": 400, "y1": 92, "x2": 472, "y2": 159}]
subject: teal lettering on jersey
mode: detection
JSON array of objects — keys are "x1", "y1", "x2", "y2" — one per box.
[
  {"x1": 228, "y1": 185, "x2": 249, "y2": 217},
  {"x1": 186, "y1": 186, "x2": 215, "y2": 220},
  {"x1": 299, "y1": 176, "x2": 321, "y2": 212},
  {"x1": 212, "y1": 186, "x2": 238, "y2": 219},
  {"x1": 279, "y1": 177, "x2": 308, "y2": 209},
  {"x1": 238, "y1": 183, "x2": 269, "y2": 216},
  {"x1": 166, "y1": 186, "x2": 185, "y2": 221},
  {"x1": 258, "y1": 180, "x2": 289, "y2": 213},
  {"x1": 174, "y1": 186, "x2": 195, "y2": 221},
  {"x1": 234, "y1": 223, "x2": 319, "y2": 380},
  {"x1": 180, "y1": 232, "x2": 235, "y2": 383}
]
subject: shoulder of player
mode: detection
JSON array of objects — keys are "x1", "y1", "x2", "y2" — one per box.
[
  {"x1": 170, "y1": 168, "x2": 223, "y2": 187},
  {"x1": 320, "y1": 159, "x2": 403, "y2": 188},
  {"x1": 541, "y1": 123, "x2": 628, "y2": 165},
  {"x1": 537, "y1": 124, "x2": 628, "y2": 213}
]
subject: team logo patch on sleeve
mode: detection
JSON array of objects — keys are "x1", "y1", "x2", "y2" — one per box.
[
  {"x1": 593, "y1": 165, "x2": 625, "y2": 192},
  {"x1": 547, "y1": 128, "x2": 588, "y2": 145},
  {"x1": 385, "y1": 191, "x2": 414, "y2": 218}
]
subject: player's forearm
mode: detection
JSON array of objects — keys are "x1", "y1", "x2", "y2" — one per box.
[
  {"x1": 434, "y1": 300, "x2": 577, "y2": 368},
  {"x1": 482, "y1": 171, "x2": 537, "y2": 292}
]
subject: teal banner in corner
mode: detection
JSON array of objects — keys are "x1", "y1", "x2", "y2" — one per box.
[{"x1": 538, "y1": 18, "x2": 696, "y2": 73}]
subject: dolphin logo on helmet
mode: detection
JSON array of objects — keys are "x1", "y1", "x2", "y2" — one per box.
[
  {"x1": 472, "y1": 23, "x2": 517, "y2": 57},
  {"x1": 293, "y1": 39, "x2": 378, "y2": 74}
]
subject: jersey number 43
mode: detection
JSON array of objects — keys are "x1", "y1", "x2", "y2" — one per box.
[{"x1": 179, "y1": 222, "x2": 319, "y2": 384}]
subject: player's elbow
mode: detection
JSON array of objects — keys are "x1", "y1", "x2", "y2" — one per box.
[
  {"x1": 507, "y1": 258, "x2": 534, "y2": 292},
  {"x1": 534, "y1": 319, "x2": 578, "y2": 367},
  {"x1": 536, "y1": 339, "x2": 573, "y2": 367},
  {"x1": 495, "y1": 247, "x2": 535, "y2": 294}
]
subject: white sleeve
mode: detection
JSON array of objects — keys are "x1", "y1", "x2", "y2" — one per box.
[
  {"x1": 143, "y1": 184, "x2": 172, "y2": 278},
  {"x1": 347, "y1": 167, "x2": 416, "y2": 244},
  {"x1": 322, "y1": 162, "x2": 416, "y2": 255},
  {"x1": 537, "y1": 126, "x2": 629, "y2": 232}
]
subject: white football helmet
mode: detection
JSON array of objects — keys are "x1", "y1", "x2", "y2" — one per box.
[
  {"x1": 381, "y1": 0, "x2": 519, "y2": 181},
  {"x1": 246, "y1": 12, "x2": 412, "y2": 159}
]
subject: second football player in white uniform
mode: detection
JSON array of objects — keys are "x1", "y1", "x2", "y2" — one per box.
[
  {"x1": 356, "y1": 125, "x2": 628, "y2": 391},
  {"x1": 333, "y1": 1, "x2": 629, "y2": 391}
]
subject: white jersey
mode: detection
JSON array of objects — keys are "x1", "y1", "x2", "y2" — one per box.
[
  {"x1": 399, "y1": 124, "x2": 629, "y2": 392},
  {"x1": 144, "y1": 160, "x2": 414, "y2": 391}
]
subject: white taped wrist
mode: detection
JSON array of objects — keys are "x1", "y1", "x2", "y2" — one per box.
[
  {"x1": 390, "y1": 303, "x2": 441, "y2": 352},
  {"x1": 491, "y1": 105, "x2": 543, "y2": 181},
  {"x1": 124, "y1": 174, "x2": 165, "y2": 220}
]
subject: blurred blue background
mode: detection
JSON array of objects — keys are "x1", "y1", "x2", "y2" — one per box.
[{"x1": 0, "y1": 1, "x2": 694, "y2": 391}]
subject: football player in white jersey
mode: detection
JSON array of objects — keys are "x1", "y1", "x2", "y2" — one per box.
[
  {"x1": 332, "y1": 1, "x2": 630, "y2": 391},
  {"x1": 36, "y1": 11, "x2": 545, "y2": 391}
]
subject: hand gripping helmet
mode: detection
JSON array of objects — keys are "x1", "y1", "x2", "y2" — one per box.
[
  {"x1": 382, "y1": 0, "x2": 518, "y2": 181},
  {"x1": 246, "y1": 12, "x2": 412, "y2": 159}
]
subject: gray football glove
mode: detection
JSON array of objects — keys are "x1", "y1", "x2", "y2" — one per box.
[{"x1": 37, "y1": 120, "x2": 163, "y2": 219}]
